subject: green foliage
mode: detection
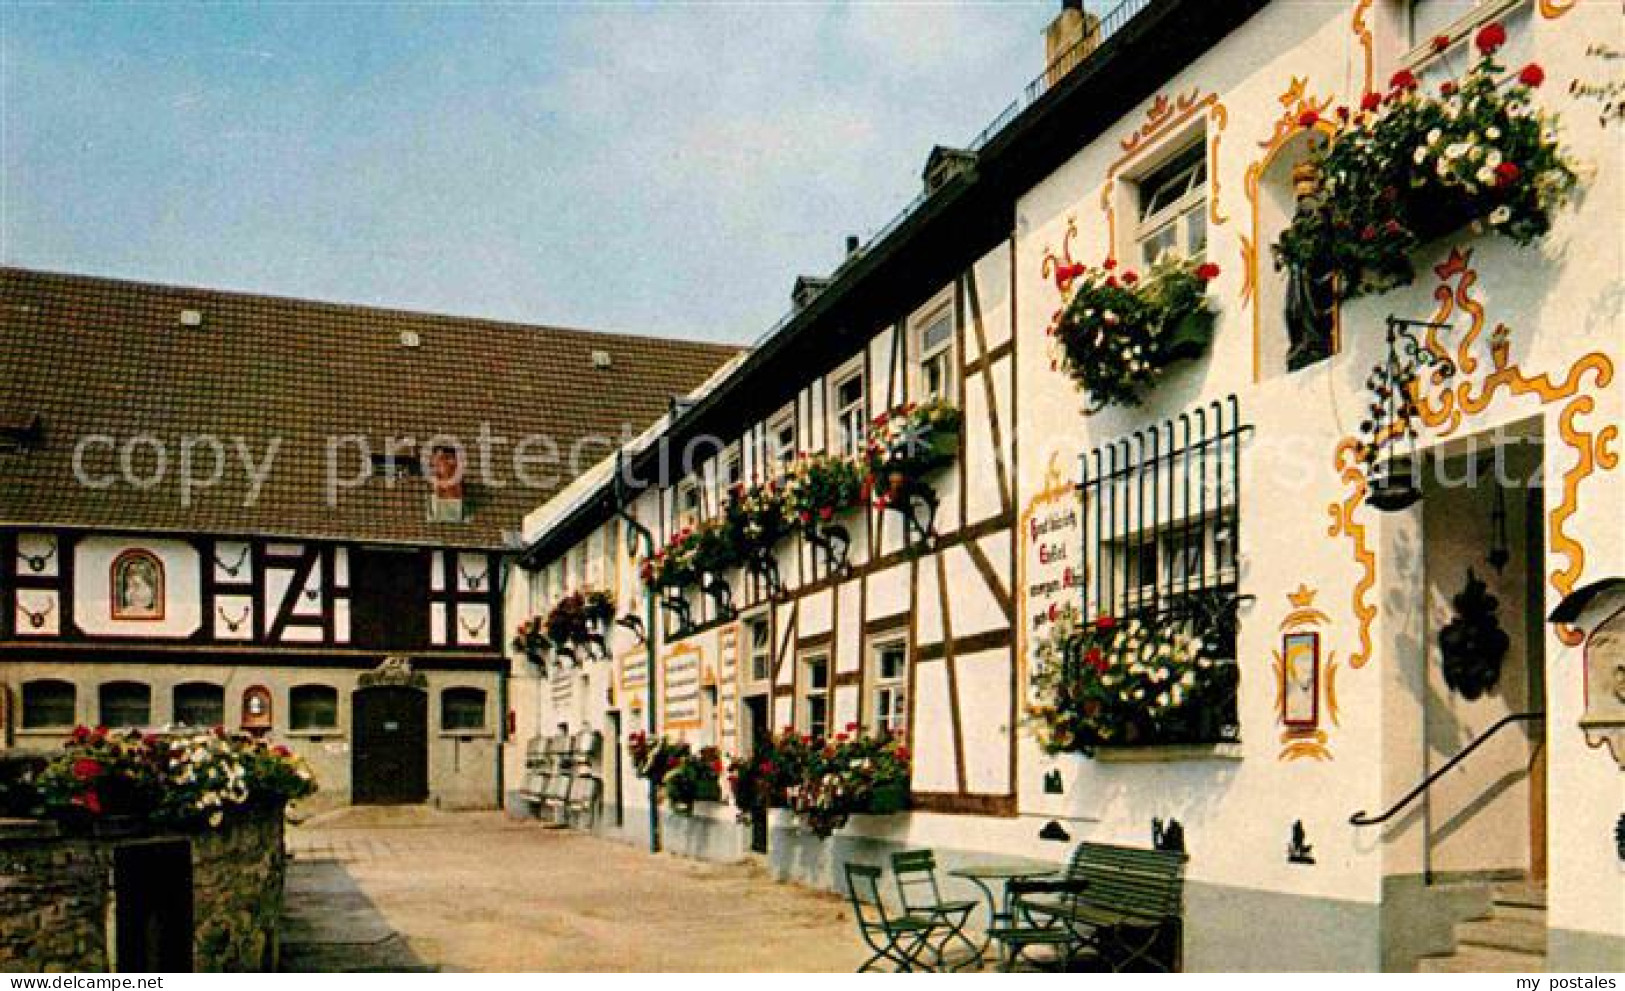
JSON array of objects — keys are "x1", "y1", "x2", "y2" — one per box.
[
  {"x1": 1274, "y1": 36, "x2": 1577, "y2": 302},
  {"x1": 1050, "y1": 256, "x2": 1219, "y2": 410}
]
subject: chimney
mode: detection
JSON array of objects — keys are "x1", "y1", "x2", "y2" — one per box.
[
  {"x1": 1044, "y1": 0, "x2": 1100, "y2": 89},
  {"x1": 845, "y1": 235, "x2": 861, "y2": 257}
]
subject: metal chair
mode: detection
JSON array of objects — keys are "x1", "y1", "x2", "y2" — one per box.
[
  {"x1": 842, "y1": 862, "x2": 944, "y2": 973},
  {"x1": 889, "y1": 850, "x2": 980, "y2": 970}
]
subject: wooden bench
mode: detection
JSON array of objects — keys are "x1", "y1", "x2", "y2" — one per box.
[{"x1": 1008, "y1": 841, "x2": 1186, "y2": 971}]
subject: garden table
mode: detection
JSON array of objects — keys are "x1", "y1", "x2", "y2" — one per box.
[{"x1": 947, "y1": 861, "x2": 1059, "y2": 967}]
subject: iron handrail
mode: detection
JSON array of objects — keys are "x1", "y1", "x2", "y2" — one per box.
[{"x1": 1348, "y1": 711, "x2": 1545, "y2": 826}]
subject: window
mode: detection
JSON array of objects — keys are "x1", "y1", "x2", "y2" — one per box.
[
  {"x1": 747, "y1": 616, "x2": 773, "y2": 683},
  {"x1": 21, "y1": 679, "x2": 75, "y2": 729},
  {"x1": 769, "y1": 409, "x2": 797, "y2": 472},
  {"x1": 290, "y1": 685, "x2": 339, "y2": 731},
  {"x1": 719, "y1": 446, "x2": 742, "y2": 497},
  {"x1": 676, "y1": 479, "x2": 702, "y2": 527},
  {"x1": 172, "y1": 682, "x2": 224, "y2": 728},
  {"x1": 832, "y1": 369, "x2": 866, "y2": 457},
  {"x1": 1136, "y1": 141, "x2": 1208, "y2": 266},
  {"x1": 99, "y1": 681, "x2": 151, "y2": 728},
  {"x1": 1408, "y1": 0, "x2": 1480, "y2": 47},
  {"x1": 1406, "y1": 0, "x2": 1532, "y2": 85},
  {"x1": 441, "y1": 687, "x2": 487, "y2": 731},
  {"x1": 916, "y1": 309, "x2": 955, "y2": 402},
  {"x1": 871, "y1": 641, "x2": 908, "y2": 736},
  {"x1": 801, "y1": 654, "x2": 830, "y2": 740}
]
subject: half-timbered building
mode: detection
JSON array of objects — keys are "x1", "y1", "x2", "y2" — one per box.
[
  {"x1": 0, "y1": 267, "x2": 737, "y2": 810},
  {"x1": 510, "y1": 0, "x2": 1622, "y2": 971}
]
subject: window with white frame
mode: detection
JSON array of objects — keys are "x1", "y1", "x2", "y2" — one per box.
[
  {"x1": 719, "y1": 445, "x2": 742, "y2": 497},
  {"x1": 1136, "y1": 140, "x2": 1209, "y2": 267},
  {"x1": 871, "y1": 640, "x2": 908, "y2": 736},
  {"x1": 747, "y1": 615, "x2": 773, "y2": 684},
  {"x1": 916, "y1": 308, "x2": 955, "y2": 402},
  {"x1": 769, "y1": 408, "x2": 797, "y2": 472},
  {"x1": 832, "y1": 369, "x2": 866, "y2": 457},
  {"x1": 800, "y1": 653, "x2": 831, "y2": 740},
  {"x1": 676, "y1": 478, "x2": 702, "y2": 527},
  {"x1": 1405, "y1": 0, "x2": 1531, "y2": 84}
]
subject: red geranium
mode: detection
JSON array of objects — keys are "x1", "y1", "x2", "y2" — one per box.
[
  {"x1": 1475, "y1": 21, "x2": 1506, "y2": 54},
  {"x1": 1518, "y1": 63, "x2": 1545, "y2": 87},
  {"x1": 73, "y1": 790, "x2": 103, "y2": 815},
  {"x1": 1101, "y1": 257, "x2": 1117, "y2": 271},
  {"x1": 1195, "y1": 262, "x2": 1221, "y2": 282},
  {"x1": 1296, "y1": 108, "x2": 1320, "y2": 128},
  {"x1": 1440, "y1": 81, "x2": 1457, "y2": 97},
  {"x1": 1495, "y1": 161, "x2": 1521, "y2": 186},
  {"x1": 1094, "y1": 614, "x2": 1117, "y2": 632},
  {"x1": 71, "y1": 759, "x2": 103, "y2": 782},
  {"x1": 1084, "y1": 647, "x2": 1108, "y2": 674},
  {"x1": 1431, "y1": 33, "x2": 1452, "y2": 53},
  {"x1": 1360, "y1": 91, "x2": 1382, "y2": 112},
  {"x1": 1389, "y1": 69, "x2": 1418, "y2": 92}
]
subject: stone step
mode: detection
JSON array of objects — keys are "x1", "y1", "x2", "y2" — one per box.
[
  {"x1": 1458, "y1": 915, "x2": 1548, "y2": 956},
  {"x1": 1417, "y1": 944, "x2": 1545, "y2": 974},
  {"x1": 1484, "y1": 902, "x2": 1546, "y2": 927},
  {"x1": 1493, "y1": 880, "x2": 1548, "y2": 910}
]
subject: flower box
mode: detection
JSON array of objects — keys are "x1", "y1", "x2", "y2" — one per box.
[{"x1": 1273, "y1": 24, "x2": 1577, "y2": 303}]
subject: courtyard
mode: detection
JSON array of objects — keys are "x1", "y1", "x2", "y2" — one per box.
[{"x1": 279, "y1": 808, "x2": 866, "y2": 972}]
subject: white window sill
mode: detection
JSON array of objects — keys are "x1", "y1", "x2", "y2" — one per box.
[
  {"x1": 285, "y1": 728, "x2": 342, "y2": 739},
  {"x1": 1091, "y1": 742, "x2": 1243, "y2": 763}
]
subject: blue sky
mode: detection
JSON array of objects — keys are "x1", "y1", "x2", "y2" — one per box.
[{"x1": 2, "y1": 2, "x2": 1063, "y2": 345}]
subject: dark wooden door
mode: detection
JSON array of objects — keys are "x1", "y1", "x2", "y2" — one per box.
[
  {"x1": 744, "y1": 695, "x2": 770, "y2": 854},
  {"x1": 350, "y1": 547, "x2": 430, "y2": 650},
  {"x1": 352, "y1": 686, "x2": 428, "y2": 805}
]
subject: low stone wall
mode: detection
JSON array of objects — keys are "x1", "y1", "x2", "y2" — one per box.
[{"x1": 0, "y1": 809, "x2": 286, "y2": 973}]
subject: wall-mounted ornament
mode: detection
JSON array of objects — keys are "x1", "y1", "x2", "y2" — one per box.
[
  {"x1": 1359, "y1": 316, "x2": 1455, "y2": 512},
  {"x1": 1438, "y1": 570, "x2": 1510, "y2": 700},
  {"x1": 1287, "y1": 820, "x2": 1316, "y2": 865},
  {"x1": 17, "y1": 536, "x2": 57, "y2": 575},
  {"x1": 1273, "y1": 585, "x2": 1337, "y2": 761},
  {"x1": 1039, "y1": 820, "x2": 1072, "y2": 843},
  {"x1": 1551, "y1": 581, "x2": 1625, "y2": 766},
  {"x1": 110, "y1": 548, "x2": 165, "y2": 621},
  {"x1": 1043, "y1": 768, "x2": 1065, "y2": 795},
  {"x1": 1487, "y1": 480, "x2": 1511, "y2": 573},
  {"x1": 241, "y1": 686, "x2": 273, "y2": 733},
  {"x1": 1152, "y1": 818, "x2": 1185, "y2": 854}
]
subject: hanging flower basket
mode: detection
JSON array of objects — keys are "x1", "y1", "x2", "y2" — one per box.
[
  {"x1": 865, "y1": 400, "x2": 962, "y2": 486},
  {"x1": 1049, "y1": 256, "x2": 1220, "y2": 410},
  {"x1": 1273, "y1": 24, "x2": 1578, "y2": 303},
  {"x1": 641, "y1": 527, "x2": 700, "y2": 591},
  {"x1": 784, "y1": 453, "x2": 868, "y2": 532}
]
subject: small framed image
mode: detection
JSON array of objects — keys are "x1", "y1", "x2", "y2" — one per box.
[{"x1": 1282, "y1": 631, "x2": 1320, "y2": 729}]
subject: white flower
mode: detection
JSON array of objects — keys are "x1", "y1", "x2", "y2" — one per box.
[
  {"x1": 1485, "y1": 149, "x2": 1502, "y2": 168},
  {"x1": 1445, "y1": 142, "x2": 1468, "y2": 159},
  {"x1": 1426, "y1": 128, "x2": 1442, "y2": 145},
  {"x1": 1489, "y1": 205, "x2": 1511, "y2": 225},
  {"x1": 1486, "y1": 126, "x2": 1501, "y2": 140},
  {"x1": 1414, "y1": 146, "x2": 1429, "y2": 165},
  {"x1": 1181, "y1": 672, "x2": 1196, "y2": 688},
  {"x1": 1476, "y1": 166, "x2": 1496, "y2": 185}
]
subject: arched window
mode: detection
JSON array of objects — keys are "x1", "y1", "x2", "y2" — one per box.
[
  {"x1": 289, "y1": 685, "x2": 339, "y2": 731},
  {"x1": 110, "y1": 549, "x2": 164, "y2": 620},
  {"x1": 99, "y1": 681, "x2": 151, "y2": 728},
  {"x1": 441, "y1": 687, "x2": 487, "y2": 731},
  {"x1": 172, "y1": 682, "x2": 224, "y2": 728},
  {"x1": 22, "y1": 679, "x2": 76, "y2": 729}
]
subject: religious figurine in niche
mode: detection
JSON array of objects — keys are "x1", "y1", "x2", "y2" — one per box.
[
  {"x1": 1281, "y1": 159, "x2": 1336, "y2": 371},
  {"x1": 111, "y1": 549, "x2": 164, "y2": 620},
  {"x1": 1282, "y1": 631, "x2": 1320, "y2": 728}
]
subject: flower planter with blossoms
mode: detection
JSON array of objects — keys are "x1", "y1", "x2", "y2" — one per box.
[
  {"x1": 864, "y1": 400, "x2": 963, "y2": 496},
  {"x1": 662, "y1": 745, "x2": 725, "y2": 814},
  {"x1": 789, "y1": 726, "x2": 911, "y2": 839},
  {"x1": 543, "y1": 588, "x2": 615, "y2": 661},
  {"x1": 1274, "y1": 22, "x2": 1578, "y2": 302},
  {"x1": 510, "y1": 614, "x2": 549, "y2": 666},
  {"x1": 726, "y1": 729, "x2": 814, "y2": 825},
  {"x1": 29, "y1": 725, "x2": 316, "y2": 831},
  {"x1": 785, "y1": 453, "x2": 868, "y2": 572},
  {"x1": 1049, "y1": 256, "x2": 1220, "y2": 410},
  {"x1": 1028, "y1": 607, "x2": 1238, "y2": 752},
  {"x1": 724, "y1": 481, "x2": 794, "y2": 596}
]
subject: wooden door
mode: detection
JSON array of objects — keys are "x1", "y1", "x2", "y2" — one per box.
[
  {"x1": 744, "y1": 694, "x2": 770, "y2": 854},
  {"x1": 352, "y1": 686, "x2": 428, "y2": 804}
]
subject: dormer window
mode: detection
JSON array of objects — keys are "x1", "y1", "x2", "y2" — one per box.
[
  {"x1": 427, "y1": 445, "x2": 465, "y2": 523},
  {"x1": 371, "y1": 451, "x2": 422, "y2": 480}
]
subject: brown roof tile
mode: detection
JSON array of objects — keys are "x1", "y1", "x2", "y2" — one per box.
[{"x1": 0, "y1": 267, "x2": 740, "y2": 548}]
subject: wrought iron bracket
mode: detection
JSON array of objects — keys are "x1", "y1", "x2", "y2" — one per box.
[
  {"x1": 805, "y1": 523, "x2": 853, "y2": 577},
  {"x1": 658, "y1": 591, "x2": 694, "y2": 639},
  {"x1": 885, "y1": 481, "x2": 939, "y2": 552},
  {"x1": 702, "y1": 572, "x2": 735, "y2": 621},
  {"x1": 616, "y1": 612, "x2": 647, "y2": 645},
  {"x1": 746, "y1": 550, "x2": 783, "y2": 600}
]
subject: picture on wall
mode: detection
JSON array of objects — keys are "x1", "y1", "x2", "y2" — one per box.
[{"x1": 1281, "y1": 631, "x2": 1319, "y2": 728}]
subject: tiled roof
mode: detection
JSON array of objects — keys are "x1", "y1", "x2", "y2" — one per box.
[{"x1": 0, "y1": 267, "x2": 740, "y2": 549}]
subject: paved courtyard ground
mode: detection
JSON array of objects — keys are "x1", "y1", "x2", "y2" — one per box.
[{"x1": 279, "y1": 807, "x2": 866, "y2": 972}]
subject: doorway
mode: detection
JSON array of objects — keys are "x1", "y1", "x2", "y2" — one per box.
[
  {"x1": 1420, "y1": 433, "x2": 1546, "y2": 881},
  {"x1": 114, "y1": 839, "x2": 193, "y2": 972},
  {"x1": 352, "y1": 685, "x2": 428, "y2": 804},
  {"x1": 743, "y1": 694, "x2": 770, "y2": 854}
]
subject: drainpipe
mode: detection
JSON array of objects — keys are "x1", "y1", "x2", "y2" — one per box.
[{"x1": 611, "y1": 453, "x2": 661, "y2": 855}]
